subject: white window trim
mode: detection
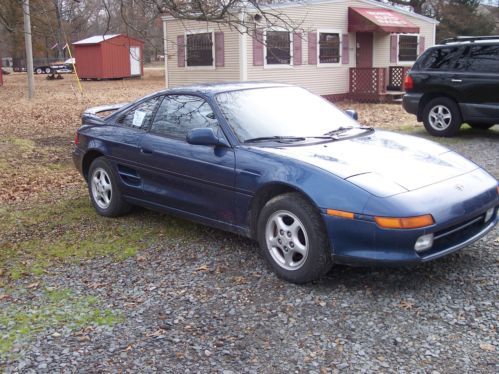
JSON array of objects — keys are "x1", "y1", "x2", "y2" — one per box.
[
  {"x1": 397, "y1": 33, "x2": 420, "y2": 66},
  {"x1": 317, "y1": 29, "x2": 342, "y2": 67},
  {"x1": 184, "y1": 29, "x2": 216, "y2": 70},
  {"x1": 263, "y1": 28, "x2": 293, "y2": 69}
]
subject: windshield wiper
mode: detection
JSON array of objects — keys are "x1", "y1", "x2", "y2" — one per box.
[
  {"x1": 323, "y1": 126, "x2": 374, "y2": 137},
  {"x1": 244, "y1": 136, "x2": 306, "y2": 144}
]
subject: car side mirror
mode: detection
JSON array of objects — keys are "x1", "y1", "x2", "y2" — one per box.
[
  {"x1": 186, "y1": 128, "x2": 229, "y2": 147},
  {"x1": 345, "y1": 109, "x2": 358, "y2": 121}
]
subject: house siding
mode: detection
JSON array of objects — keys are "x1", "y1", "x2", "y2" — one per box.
[
  {"x1": 164, "y1": 0, "x2": 436, "y2": 95},
  {"x1": 166, "y1": 20, "x2": 240, "y2": 87},
  {"x1": 246, "y1": 0, "x2": 367, "y2": 96}
]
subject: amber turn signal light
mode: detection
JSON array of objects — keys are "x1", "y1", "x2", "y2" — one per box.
[
  {"x1": 326, "y1": 209, "x2": 355, "y2": 219},
  {"x1": 374, "y1": 214, "x2": 434, "y2": 229}
]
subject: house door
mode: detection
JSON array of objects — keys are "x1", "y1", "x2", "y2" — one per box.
[
  {"x1": 356, "y1": 33, "x2": 373, "y2": 68},
  {"x1": 130, "y1": 47, "x2": 141, "y2": 75}
]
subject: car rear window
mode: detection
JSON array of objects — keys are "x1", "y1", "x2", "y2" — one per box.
[{"x1": 419, "y1": 46, "x2": 462, "y2": 70}]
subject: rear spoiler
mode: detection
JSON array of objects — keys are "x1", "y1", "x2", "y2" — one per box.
[{"x1": 82, "y1": 103, "x2": 129, "y2": 125}]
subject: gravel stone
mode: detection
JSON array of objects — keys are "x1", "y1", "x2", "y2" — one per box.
[{"x1": 1, "y1": 131, "x2": 497, "y2": 373}]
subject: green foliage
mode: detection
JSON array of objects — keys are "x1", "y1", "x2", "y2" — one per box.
[
  {"x1": 0, "y1": 196, "x2": 198, "y2": 283},
  {"x1": 385, "y1": 1, "x2": 497, "y2": 40},
  {"x1": 0, "y1": 288, "x2": 122, "y2": 358}
]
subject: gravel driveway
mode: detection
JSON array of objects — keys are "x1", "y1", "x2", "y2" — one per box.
[{"x1": 2, "y1": 128, "x2": 498, "y2": 373}]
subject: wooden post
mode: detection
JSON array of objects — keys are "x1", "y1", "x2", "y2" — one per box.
[{"x1": 23, "y1": 0, "x2": 35, "y2": 98}]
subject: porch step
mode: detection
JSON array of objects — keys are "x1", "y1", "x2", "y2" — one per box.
[{"x1": 386, "y1": 90, "x2": 405, "y2": 104}]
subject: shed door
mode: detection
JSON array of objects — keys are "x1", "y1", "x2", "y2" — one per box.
[{"x1": 130, "y1": 47, "x2": 141, "y2": 75}]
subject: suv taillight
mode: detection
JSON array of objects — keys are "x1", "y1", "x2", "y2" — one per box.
[
  {"x1": 74, "y1": 132, "x2": 79, "y2": 145},
  {"x1": 404, "y1": 74, "x2": 414, "y2": 91}
]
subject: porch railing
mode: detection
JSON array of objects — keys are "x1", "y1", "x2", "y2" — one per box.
[
  {"x1": 388, "y1": 66, "x2": 411, "y2": 91},
  {"x1": 349, "y1": 67, "x2": 387, "y2": 95}
]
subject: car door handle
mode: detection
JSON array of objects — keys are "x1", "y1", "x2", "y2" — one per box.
[
  {"x1": 140, "y1": 148, "x2": 153, "y2": 154},
  {"x1": 451, "y1": 79, "x2": 462, "y2": 83}
]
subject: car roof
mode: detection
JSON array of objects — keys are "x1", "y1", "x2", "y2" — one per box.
[
  {"x1": 156, "y1": 81, "x2": 293, "y2": 96},
  {"x1": 438, "y1": 35, "x2": 499, "y2": 45}
]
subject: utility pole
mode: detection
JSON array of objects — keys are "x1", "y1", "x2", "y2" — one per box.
[{"x1": 23, "y1": 0, "x2": 34, "y2": 99}]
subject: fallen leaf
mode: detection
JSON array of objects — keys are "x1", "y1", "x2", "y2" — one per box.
[
  {"x1": 479, "y1": 343, "x2": 495, "y2": 352},
  {"x1": 27, "y1": 282, "x2": 40, "y2": 289},
  {"x1": 89, "y1": 282, "x2": 105, "y2": 289},
  {"x1": 399, "y1": 300, "x2": 414, "y2": 310},
  {"x1": 195, "y1": 264, "x2": 210, "y2": 272},
  {"x1": 0, "y1": 294, "x2": 12, "y2": 301},
  {"x1": 233, "y1": 276, "x2": 247, "y2": 285}
]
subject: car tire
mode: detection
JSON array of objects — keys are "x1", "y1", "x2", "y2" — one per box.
[
  {"x1": 257, "y1": 192, "x2": 332, "y2": 284},
  {"x1": 468, "y1": 123, "x2": 495, "y2": 130},
  {"x1": 35, "y1": 68, "x2": 42, "y2": 74},
  {"x1": 45, "y1": 67, "x2": 51, "y2": 74},
  {"x1": 88, "y1": 158, "x2": 131, "y2": 217},
  {"x1": 422, "y1": 97, "x2": 462, "y2": 137}
]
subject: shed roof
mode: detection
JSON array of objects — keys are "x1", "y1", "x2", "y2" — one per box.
[
  {"x1": 73, "y1": 34, "x2": 144, "y2": 45},
  {"x1": 73, "y1": 34, "x2": 120, "y2": 45}
]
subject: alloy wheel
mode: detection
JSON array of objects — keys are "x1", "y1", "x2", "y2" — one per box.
[
  {"x1": 428, "y1": 105, "x2": 452, "y2": 131},
  {"x1": 91, "y1": 167, "x2": 112, "y2": 209},
  {"x1": 265, "y1": 210, "x2": 309, "y2": 271}
]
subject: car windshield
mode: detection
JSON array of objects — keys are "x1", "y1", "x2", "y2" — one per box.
[{"x1": 215, "y1": 86, "x2": 359, "y2": 143}]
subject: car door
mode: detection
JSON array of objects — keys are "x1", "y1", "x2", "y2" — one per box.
[
  {"x1": 417, "y1": 46, "x2": 467, "y2": 99},
  {"x1": 138, "y1": 94, "x2": 236, "y2": 223},
  {"x1": 454, "y1": 44, "x2": 499, "y2": 122},
  {"x1": 100, "y1": 96, "x2": 161, "y2": 198}
]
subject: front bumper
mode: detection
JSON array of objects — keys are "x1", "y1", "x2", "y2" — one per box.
[
  {"x1": 323, "y1": 209, "x2": 497, "y2": 266},
  {"x1": 322, "y1": 168, "x2": 498, "y2": 266}
]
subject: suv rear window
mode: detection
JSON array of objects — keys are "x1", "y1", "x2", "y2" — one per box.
[
  {"x1": 419, "y1": 46, "x2": 462, "y2": 70},
  {"x1": 462, "y1": 45, "x2": 499, "y2": 73}
]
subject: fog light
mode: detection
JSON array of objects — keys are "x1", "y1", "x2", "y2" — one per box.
[
  {"x1": 414, "y1": 233, "x2": 434, "y2": 253},
  {"x1": 484, "y1": 208, "x2": 494, "y2": 223}
]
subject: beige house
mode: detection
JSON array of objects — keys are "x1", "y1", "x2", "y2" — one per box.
[{"x1": 162, "y1": 0, "x2": 438, "y2": 102}]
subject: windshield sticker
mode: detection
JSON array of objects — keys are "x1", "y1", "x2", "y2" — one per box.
[{"x1": 132, "y1": 110, "x2": 147, "y2": 127}]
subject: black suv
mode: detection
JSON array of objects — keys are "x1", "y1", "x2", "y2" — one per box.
[{"x1": 402, "y1": 36, "x2": 499, "y2": 137}]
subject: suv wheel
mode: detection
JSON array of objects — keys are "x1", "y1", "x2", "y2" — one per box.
[
  {"x1": 422, "y1": 97, "x2": 462, "y2": 137},
  {"x1": 468, "y1": 123, "x2": 495, "y2": 130}
]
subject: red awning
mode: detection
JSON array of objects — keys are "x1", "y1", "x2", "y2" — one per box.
[{"x1": 348, "y1": 7, "x2": 420, "y2": 34}]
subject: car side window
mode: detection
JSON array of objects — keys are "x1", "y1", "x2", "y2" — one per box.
[
  {"x1": 117, "y1": 97, "x2": 161, "y2": 130},
  {"x1": 420, "y1": 46, "x2": 462, "y2": 71},
  {"x1": 150, "y1": 95, "x2": 222, "y2": 140},
  {"x1": 462, "y1": 45, "x2": 499, "y2": 74}
]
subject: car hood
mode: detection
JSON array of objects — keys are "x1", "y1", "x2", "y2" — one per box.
[{"x1": 256, "y1": 130, "x2": 479, "y2": 197}]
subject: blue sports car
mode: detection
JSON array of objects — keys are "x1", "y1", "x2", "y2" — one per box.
[{"x1": 73, "y1": 83, "x2": 498, "y2": 283}]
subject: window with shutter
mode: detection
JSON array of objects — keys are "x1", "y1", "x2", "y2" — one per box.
[
  {"x1": 318, "y1": 31, "x2": 341, "y2": 64},
  {"x1": 265, "y1": 31, "x2": 292, "y2": 65},
  {"x1": 398, "y1": 35, "x2": 419, "y2": 63},
  {"x1": 186, "y1": 32, "x2": 214, "y2": 67}
]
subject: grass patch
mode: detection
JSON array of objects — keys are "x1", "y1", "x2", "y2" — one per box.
[
  {"x1": 0, "y1": 196, "x2": 199, "y2": 282},
  {"x1": 0, "y1": 288, "x2": 122, "y2": 358},
  {"x1": 9, "y1": 138, "x2": 35, "y2": 153}
]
